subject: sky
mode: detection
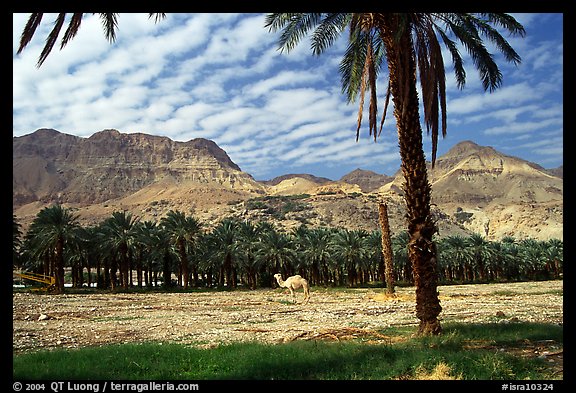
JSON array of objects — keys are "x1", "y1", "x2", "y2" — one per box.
[{"x1": 12, "y1": 13, "x2": 563, "y2": 181}]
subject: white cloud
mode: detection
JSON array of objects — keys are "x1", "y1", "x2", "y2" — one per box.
[
  {"x1": 484, "y1": 117, "x2": 563, "y2": 135},
  {"x1": 448, "y1": 82, "x2": 537, "y2": 115}
]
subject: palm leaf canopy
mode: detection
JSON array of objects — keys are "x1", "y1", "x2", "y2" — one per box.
[{"x1": 265, "y1": 13, "x2": 525, "y2": 166}]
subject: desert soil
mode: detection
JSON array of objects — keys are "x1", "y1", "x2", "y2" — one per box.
[{"x1": 13, "y1": 280, "x2": 562, "y2": 355}]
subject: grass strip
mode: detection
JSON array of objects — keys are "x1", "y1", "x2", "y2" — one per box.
[{"x1": 13, "y1": 322, "x2": 562, "y2": 380}]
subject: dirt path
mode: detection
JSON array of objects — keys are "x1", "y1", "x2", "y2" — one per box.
[{"x1": 13, "y1": 280, "x2": 562, "y2": 355}]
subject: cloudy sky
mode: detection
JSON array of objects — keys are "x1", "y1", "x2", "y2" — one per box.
[{"x1": 13, "y1": 13, "x2": 563, "y2": 181}]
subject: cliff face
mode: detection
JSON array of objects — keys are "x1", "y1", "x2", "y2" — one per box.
[
  {"x1": 376, "y1": 140, "x2": 563, "y2": 240},
  {"x1": 428, "y1": 141, "x2": 563, "y2": 206},
  {"x1": 13, "y1": 128, "x2": 263, "y2": 207}
]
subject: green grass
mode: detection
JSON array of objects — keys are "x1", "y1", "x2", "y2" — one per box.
[{"x1": 13, "y1": 322, "x2": 562, "y2": 380}]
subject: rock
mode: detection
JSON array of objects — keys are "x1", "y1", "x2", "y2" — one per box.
[{"x1": 38, "y1": 313, "x2": 50, "y2": 321}]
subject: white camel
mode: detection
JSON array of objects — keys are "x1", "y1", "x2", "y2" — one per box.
[{"x1": 274, "y1": 273, "x2": 310, "y2": 304}]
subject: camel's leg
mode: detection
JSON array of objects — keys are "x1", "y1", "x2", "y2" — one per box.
[
  {"x1": 303, "y1": 285, "x2": 310, "y2": 304},
  {"x1": 289, "y1": 287, "x2": 296, "y2": 303}
]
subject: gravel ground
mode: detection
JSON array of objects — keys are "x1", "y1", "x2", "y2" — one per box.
[{"x1": 13, "y1": 280, "x2": 563, "y2": 355}]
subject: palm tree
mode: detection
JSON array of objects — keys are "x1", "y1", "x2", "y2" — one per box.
[
  {"x1": 25, "y1": 204, "x2": 81, "y2": 293},
  {"x1": 134, "y1": 220, "x2": 162, "y2": 287},
  {"x1": 266, "y1": 13, "x2": 525, "y2": 334},
  {"x1": 365, "y1": 230, "x2": 384, "y2": 284},
  {"x1": 160, "y1": 210, "x2": 202, "y2": 289},
  {"x1": 150, "y1": 226, "x2": 177, "y2": 289},
  {"x1": 544, "y1": 238, "x2": 563, "y2": 278},
  {"x1": 378, "y1": 203, "x2": 395, "y2": 294},
  {"x1": 257, "y1": 224, "x2": 296, "y2": 286},
  {"x1": 236, "y1": 220, "x2": 264, "y2": 289},
  {"x1": 209, "y1": 218, "x2": 241, "y2": 288},
  {"x1": 438, "y1": 235, "x2": 474, "y2": 283},
  {"x1": 13, "y1": 215, "x2": 23, "y2": 268},
  {"x1": 100, "y1": 211, "x2": 139, "y2": 289},
  {"x1": 330, "y1": 228, "x2": 369, "y2": 287},
  {"x1": 466, "y1": 233, "x2": 495, "y2": 282},
  {"x1": 293, "y1": 226, "x2": 332, "y2": 285},
  {"x1": 391, "y1": 230, "x2": 411, "y2": 284},
  {"x1": 498, "y1": 236, "x2": 520, "y2": 281}
]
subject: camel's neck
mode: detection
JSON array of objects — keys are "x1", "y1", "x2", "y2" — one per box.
[{"x1": 276, "y1": 277, "x2": 286, "y2": 287}]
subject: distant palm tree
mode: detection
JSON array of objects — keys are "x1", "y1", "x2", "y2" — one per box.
[
  {"x1": 266, "y1": 12, "x2": 525, "y2": 334},
  {"x1": 330, "y1": 228, "x2": 369, "y2": 287},
  {"x1": 365, "y1": 230, "x2": 384, "y2": 285},
  {"x1": 209, "y1": 218, "x2": 241, "y2": 288},
  {"x1": 131, "y1": 220, "x2": 156, "y2": 287},
  {"x1": 257, "y1": 224, "x2": 296, "y2": 286},
  {"x1": 13, "y1": 215, "x2": 23, "y2": 267},
  {"x1": 544, "y1": 238, "x2": 563, "y2": 278},
  {"x1": 160, "y1": 210, "x2": 202, "y2": 289},
  {"x1": 100, "y1": 211, "x2": 139, "y2": 289},
  {"x1": 236, "y1": 220, "x2": 264, "y2": 289},
  {"x1": 134, "y1": 220, "x2": 164, "y2": 287},
  {"x1": 25, "y1": 204, "x2": 81, "y2": 293},
  {"x1": 518, "y1": 239, "x2": 548, "y2": 279},
  {"x1": 498, "y1": 236, "x2": 520, "y2": 280},
  {"x1": 466, "y1": 233, "x2": 495, "y2": 282},
  {"x1": 438, "y1": 235, "x2": 474, "y2": 282},
  {"x1": 293, "y1": 226, "x2": 332, "y2": 285},
  {"x1": 391, "y1": 231, "x2": 410, "y2": 283}
]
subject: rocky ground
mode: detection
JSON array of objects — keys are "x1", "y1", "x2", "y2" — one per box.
[{"x1": 13, "y1": 280, "x2": 563, "y2": 376}]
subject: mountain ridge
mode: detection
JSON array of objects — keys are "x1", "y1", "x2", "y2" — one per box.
[
  {"x1": 13, "y1": 128, "x2": 263, "y2": 207},
  {"x1": 13, "y1": 129, "x2": 563, "y2": 241}
]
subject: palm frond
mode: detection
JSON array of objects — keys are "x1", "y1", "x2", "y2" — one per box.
[
  {"x1": 17, "y1": 12, "x2": 43, "y2": 54},
  {"x1": 435, "y1": 28, "x2": 466, "y2": 89},
  {"x1": 149, "y1": 13, "x2": 166, "y2": 23},
  {"x1": 340, "y1": 27, "x2": 370, "y2": 103},
  {"x1": 60, "y1": 13, "x2": 84, "y2": 49},
  {"x1": 310, "y1": 13, "x2": 350, "y2": 55},
  {"x1": 480, "y1": 13, "x2": 526, "y2": 37},
  {"x1": 413, "y1": 16, "x2": 448, "y2": 166},
  {"x1": 266, "y1": 13, "x2": 324, "y2": 53},
  {"x1": 99, "y1": 13, "x2": 119, "y2": 43},
  {"x1": 444, "y1": 15, "x2": 503, "y2": 92},
  {"x1": 468, "y1": 14, "x2": 523, "y2": 65},
  {"x1": 37, "y1": 13, "x2": 67, "y2": 67}
]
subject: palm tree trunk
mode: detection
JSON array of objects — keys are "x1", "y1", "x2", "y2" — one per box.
[
  {"x1": 379, "y1": 203, "x2": 395, "y2": 294},
  {"x1": 178, "y1": 240, "x2": 189, "y2": 289},
  {"x1": 120, "y1": 244, "x2": 129, "y2": 289},
  {"x1": 162, "y1": 250, "x2": 171, "y2": 289},
  {"x1": 381, "y1": 17, "x2": 442, "y2": 335},
  {"x1": 55, "y1": 237, "x2": 65, "y2": 294}
]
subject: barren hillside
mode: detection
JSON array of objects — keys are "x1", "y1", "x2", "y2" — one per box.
[{"x1": 13, "y1": 130, "x2": 562, "y2": 240}]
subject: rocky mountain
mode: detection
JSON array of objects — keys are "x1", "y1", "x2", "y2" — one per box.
[
  {"x1": 13, "y1": 128, "x2": 265, "y2": 208},
  {"x1": 378, "y1": 140, "x2": 563, "y2": 240},
  {"x1": 13, "y1": 130, "x2": 562, "y2": 241},
  {"x1": 340, "y1": 168, "x2": 394, "y2": 193},
  {"x1": 546, "y1": 165, "x2": 563, "y2": 179},
  {"x1": 261, "y1": 173, "x2": 332, "y2": 186}
]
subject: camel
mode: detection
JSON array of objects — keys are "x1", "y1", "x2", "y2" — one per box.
[{"x1": 274, "y1": 273, "x2": 310, "y2": 304}]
